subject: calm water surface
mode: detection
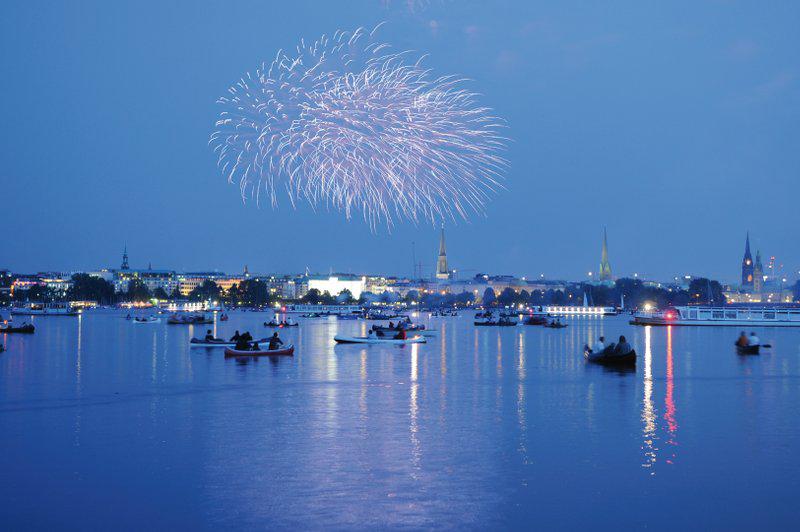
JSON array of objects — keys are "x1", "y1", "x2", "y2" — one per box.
[{"x1": 1, "y1": 310, "x2": 799, "y2": 530}]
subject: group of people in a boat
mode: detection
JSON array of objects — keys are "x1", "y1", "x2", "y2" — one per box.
[
  {"x1": 201, "y1": 329, "x2": 284, "y2": 351},
  {"x1": 587, "y1": 335, "x2": 634, "y2": 356},
  {"x1": 265, "y1": 317, "x2": 296, "y2": 326},
  {"x1": 735, "y1": 331, "x2": 760, "y2": 347}
]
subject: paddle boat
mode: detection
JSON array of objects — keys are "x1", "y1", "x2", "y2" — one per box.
[
  {"x1": 0, "y1": 323, "x2": 35, "y2": 334},
  {"x1": 583, "y1": 346, "x2": 637, "y2": 367},
  {"x1": 224, "y1": 344, "x2": 295, "y2": 357},
  {"x1": 334, "y1": 335, "x2": 426, "y2": 345},
  {"x1": 133, "y1": 316, "x2": 160, "y2": 324},
  {"x1": 735, "y1": 343, "x2": 760, "y2": 355},
  {"x1": 190, "y1": 337, "x2": 269, "y2": 347},
  {"x1": 264, "y1": 321, "x2": 299, "y2": 328}
]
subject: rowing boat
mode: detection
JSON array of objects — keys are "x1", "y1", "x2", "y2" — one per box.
[
  {"x1": 584, "y1": 347, "x2": 636, "y2": 366},
  {"x1": 334, "y1": 335, "x2": 426, "y2": 345},
  {"x1": 224, "y1": 344, "x2": 295, "y2": 357}
]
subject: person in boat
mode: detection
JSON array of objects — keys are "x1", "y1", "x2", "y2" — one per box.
[
  {"x1": 285, "y1": 317, "x2": 295, "y2": 326},
  {"x1": 235, "y1": 335, "x2": 251, "y2": 351},
  {"x1": 748, "y1": 332, "x2": 760, "y2": 347},
  {"x1": 614, "y1": 335, "x2": 633, "y2": 356},
  {"x1": 736, "y1": 331, "x2": 749, "y2": 347},
  {"x1": 204, "y1": 329, "x2": 215, "y2": 342},
  {"x1": 251, "y1": 342, "x2": 261, "y2": 351},
  {"x1": 242, "y1": 331, "x2": 253, "y2": 342},
  {"x1": 268, "y1": 317, "x2": 279, "y2": 326},
  {"x1": 591, "y1": 336, "x2": 606, "y2": 354},
  {"x1": 230, "y1": 330, "x2": 241, "y2": 342},
  {"x1": 388, "y1": 321, "x2": 395, "y2": 329},
  {"x1": 268, "y1": 332, "x2": 283, "y2": 351},
  {"x1": 394, "y1": 328, "x2": 407, "y2": 340}
]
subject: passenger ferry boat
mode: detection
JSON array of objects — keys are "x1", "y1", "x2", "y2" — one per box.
[
  {"x1": 631, "y1": 306, "x2": 800, "y2": 327},
  {"x1": 11, "y1": 302, "x2": 80, "y2": 316},
  {"x1": 529, "y1": 305, "x2": 618, "y2": 317}
]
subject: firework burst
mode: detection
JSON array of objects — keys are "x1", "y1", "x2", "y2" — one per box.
[{"x1": 211, "y1": 26, "x2": 507, "y2": 228}]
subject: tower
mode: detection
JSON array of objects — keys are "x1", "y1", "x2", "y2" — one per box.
[
  {"x1": 121, "y1": 245, "x2": 129, "y2": 270},
  {"x1": 598, "y1": 228, "x2": 612, "y2": 281},
  {"x1": 435, "y1": 225, "x2": 450, "y2": 280},
  {"x1": 741, "y1": 232, "x2": 754, "y2": 289},
  {"x1": 753, "y1": 250, "x2": 763, "y2": 294}
]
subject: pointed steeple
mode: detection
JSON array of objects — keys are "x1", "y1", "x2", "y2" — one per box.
[
  {"x1": 741, "y1": 231, "x2": 754, "y2": 288},
  {"x1": 598, "y1": 228, "x2": 612, "y2": 281},
  {"x1": 121, "y1": 245, "x2": 129, "y2": 270},
  {"x1": 435, "y1": 224, "x2": 450, "y2": 280}
]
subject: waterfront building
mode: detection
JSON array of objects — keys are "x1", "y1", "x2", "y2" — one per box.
[
  {"x1": 598, "y1": 228, "x2": 613, "y2": 281},
  {"x1": 307, "y1": 275, "x2": 366, "y2": 300},
  {"x1": 176, "y1": 272, "x2": 244, "y2": 297},
  {"x1": 435, "y1": 225, "x2": 451, "y2": 281}
]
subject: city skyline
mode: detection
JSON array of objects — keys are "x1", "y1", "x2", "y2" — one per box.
[{"x1": 2, "y1": 228, "x2": 794, "y2": 287}]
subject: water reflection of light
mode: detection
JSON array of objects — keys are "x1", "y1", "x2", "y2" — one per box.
[
  {"x1": 410, "y1": 343, "x2": 421, "y2": 477},
  {"x1": 642, "y1": 326, "x2": 657, "y2": 472},
  {"x1": 517, "y1": 333, "x2": 526, "y2": 381},
  {"x1": 664, "y1": 326, "x2": 678, "y2": 460}
]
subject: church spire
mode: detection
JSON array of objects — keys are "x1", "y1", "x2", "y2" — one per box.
[
  {"x1": 121, "y1": 245, "x2": 129, "y2": 270},
  {"x1": 741, "y1": 231, "x2": 754, "y2": 288},
  {"x1": 598, "y1": 228, "x2": 612, "y2": 281},
  {"x1": 435, "y1": 224, "x2": 450, "y2": 280}
]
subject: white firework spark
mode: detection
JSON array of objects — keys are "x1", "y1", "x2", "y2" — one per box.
[{"x1": 211, "y1": 26, "x2": 507, "y2": 229}]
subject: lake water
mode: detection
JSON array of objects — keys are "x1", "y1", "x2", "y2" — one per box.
[{"x1": 1, "y1": 310, "x2": 799, "y2": 530}]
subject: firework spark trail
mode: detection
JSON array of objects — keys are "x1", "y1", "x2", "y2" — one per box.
[{"x1": 211, "y1": 26, "x2": 507, "y2": 229}]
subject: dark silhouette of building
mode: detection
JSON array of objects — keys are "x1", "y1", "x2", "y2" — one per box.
[
  {"x1": 121, "y1": 245, "x2": 130, "y2": 271},
  {"x1": 741, "y1": 232, "x2": 753, "y2": 288}
]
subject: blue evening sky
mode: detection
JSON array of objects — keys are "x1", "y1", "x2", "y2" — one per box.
[{"x1": 1, "y1": 1, "x2": 798, "y2": 282}]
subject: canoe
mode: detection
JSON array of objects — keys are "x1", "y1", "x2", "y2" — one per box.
[
  {"x1": 0, "y1": 324, "x2": 35, "y2": 334},
  {"x1": 133, "y1": 318, "x2": 160, "y2": 324},
  {"x1": 584, "y1": 348, "x2": 637, "y2": 366},
  {"x1": 334, "y1": 335, "x2": 426, "y2": 345},
  {"x1": 735, "y1": 343, "x2": 760, "y2": 355},
  {"x1": 190, "y1": 337, "x2": 269, "y2": 347},
  {"x1": 523, "y1": 317, "x2": 548, "y2": 325},
  {"x1": 224, "y1": 344, "x2": 295, "y2": 357},
  {"x1": 474, "y1": 321, "x2": 517, "y2": 327},
  {"x1": 544, "y1": 323, "x2": 568, "y2": 329},
  {"x1": 264, "y1": 322, "x2": 299, "y2": 327}
]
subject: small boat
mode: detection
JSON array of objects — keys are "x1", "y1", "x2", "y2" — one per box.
[
  {"x1": 224, "y1": 344, "x2": 295, "y2": 357},
  {"x1": 264, "y1": 322, "x2": 299, "y2": 328},
  {"x1": 0, "y1": 324, "x2": 35, "y2": 334},
  {"x1": 133, "y1": 317, "x2": 160, "y2": 324},
  {"x1": 167, "y1": 313, "x2": 213, "y2": 325},
  {"x1": 190, "y1": 337, "x2": 269, "y2": 347},
  {"x1": 523, "y1": 316, "x2": 548, "y2": 326},
  {"x1": 474, "y1": 320, "x2": 517, "y2": 327},
  {"x1": 334, "y1": 335, "x2": 426, "y2": 345},
  {"x1": 544, "y1": 322, "x2": 568, "y2": 329},
  {"x1": 735, "y1": 343, "x2": 760, "y2": 355},
  {"x1": 219, "y1": 314, "x2": 229, "y2": 321},
  {"x1": 584, "y1": 347, "x2": 637, "y2": 366}
]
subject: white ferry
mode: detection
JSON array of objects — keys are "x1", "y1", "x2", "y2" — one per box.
[
  {"x1": 11, "y1": 302, "x2": 80, "y2": 316},
  {"x1": 530, "y1": 305, "x2": 618, "y2": 316},
  {"x1": 630, "y1": 306, "x2": 800, "y2": 327}
]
